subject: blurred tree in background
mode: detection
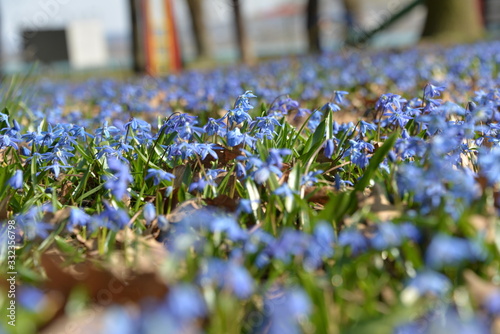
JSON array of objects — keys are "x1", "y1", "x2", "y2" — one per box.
[
  {"x1": 186, "y1": 0, "x2": 211, "y2": 59},
  {"x1": 126, "y1": 0, "x2": 487, "y2": 71},
  {"x1": 306, "y1": 0, "x2": 321, "y2": 53},
  {"x1": 341, "y1": 0, "x2": 361, "y2": 40},
  {"x1": 129, "y1": 0, "x2": 144, "y2": 73},
  {"x1": 231, "y1": 0, "x2": 254, "y2": 64},
  {"x1": 422, "y1": 0, "x2": 484, "y2": 43}
]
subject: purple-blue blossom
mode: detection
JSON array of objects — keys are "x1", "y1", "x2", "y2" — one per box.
[{"x1": 7, "y1": 170, "x2": 23, "y2": 189}]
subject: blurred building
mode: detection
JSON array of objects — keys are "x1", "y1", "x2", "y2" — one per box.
[
  {"x1": 22, "y1": 21, "x2": 108, "y2": 69},
  {"x1": 0, "y1": 0, "x2": 129, "y2": 73},
  {"x1": 0, "y1": 0, "x2": 499, "y2": 74}
]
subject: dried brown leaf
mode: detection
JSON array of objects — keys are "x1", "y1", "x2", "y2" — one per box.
[
  {"x1": 115, "y1": 229, "x2": 168, "y2": 274},
  {"x1": 0, "y1": 193, "x2": 12, "y2": 220},
  {"x1": 357, "y1": 184, "x2": 400, "y2": 221},
  {"x1": 469, "y1": 214, "x2": 496, "y2": 243},
  {"x1": 464, "y1": 270, "x2": 498, "y2": 305},
  {"x1": 304, "y1": 186, "x2": 337, "y2": 205},
  {"x1": 43, "y1": 207, "x2": 72, "y2": 225},
  {"x1": 204, "y1": 195, "x2": 239, "y2": 212},
  {"x1": 166, "y1": 199, "x2": 201, "y2": 223},
  {"x1": 41, "y1": 248, "x2": 169, "y2": 305}
]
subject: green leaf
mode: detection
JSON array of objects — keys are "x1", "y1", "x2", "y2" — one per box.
[
  {"x1": 39, "y1": 117, "x2": 49, "y2": 133},
  {"x1": 17, "y1": 265, "x2": 44, "y2": 284},
  {"x1": 73, "y1": 143, "x2": 94, "y2": 163},
  {"x1": 71, "y1": 163, "x2": 93, "y2": 200},
  {"x1": 217, "y1": 164, "x2": 236, "y2": 194},
  {"x1": 355, "y1": 131, "x2": 399, "y2": 192},
  {"x1": 304, "y1": 119, "x2": 326, "y2": 153},
  {"x1": 246, "y1": 180, "x2": 261, "y2": 221},
  {"x1": 55, "y1": 235, "x2": 79, "y2": 255},
  {"x1": 76, "y1": 183, "x2": 105, "y2": 204},
  {"x1": 286, "y1": 164, "x2": 302, "y2": 213},
  {"x1": 325, "y1": 110, "x2": 334, "y2": 140}
]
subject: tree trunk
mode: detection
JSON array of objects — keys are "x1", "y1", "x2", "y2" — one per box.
[
  {"x1": 232, "y1": 0, "x2": 254, "y2": 65},
  {"x1": 341, "y1": 0, "x2": 361, "y2": 38},
  {"x1": 186, "y1": 0, "x2": 210, "y2": 59},
  {"x1": 422, "y1": 0, "x2": 484, "y2": 43},
  {"x1": 128, "y1": 0, "x2": 144, "y2": 73},
  {"x1": 306, "y1": 0, "x2": 321, "y2": 53}
]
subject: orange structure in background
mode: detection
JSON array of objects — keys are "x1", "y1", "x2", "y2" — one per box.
[{"x1": 141, "y1": 0, "x2": 181, "y2": 75}]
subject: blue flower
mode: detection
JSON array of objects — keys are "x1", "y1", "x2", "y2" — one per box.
[
  {"x1": 304, "y1": 222, "x2": 335, "y2": 269},
  {"x1": 359, "y1": 120, "x2": 377, "y2": 135},
  {"x1": 7, "y1": 170, "x2": 23, "y2": 189},
  {"x1": 237, "y1": 199, "x2": 258, "y2": 215},
  {"x1": 195, "y1": 143, "x2": 220, "y2": 160},
  {"x1": 301, "y1": 170, "x2": 323, "y2": 186},
  {"x1": 252, "y1": 116, "x2": 281, "y2": 138},
  {"x1": 243, "y1": 228, "x2": 273, "y2": 254},
  {"x1": 18, "y1": 286, "x2": 45, "y2": 311},
  {"x1": 295, "y1": 108, "x2": 311, "y2": 119},
  {"x1": 125, "y1": 117, "x2": 150, "y2": 132},
  {"x1": 253, "y1": 166, "x2": 271, "y2": 184},
  {"x1": 484, "y1": 290, "x2": 500, "y2": 315},
  {"x1": 145, "y1": 168, "x2": 175, "y2": 186},
  {"x1": 164, "y1": 186, "x2": 173, "y2": 197},
  {"x1": 102, "y1": 306, "x2": 138, "y2": 334},
  {"x1": 167, "y1": 284, "x2": 207, "y2": 321},
  {"x1": 0, "y1": 134, "x2": 20, "y2": 149},
  {"x1": 236, "y1": 162, "x2": 246, "y2": 179},
  {"x1": 68, "y1": 208, "x2": 91, "y2": 231},
  {"x1": 227, "y1": 128, "x2": 244, "y2": 147},
  {"x1": 321, "y1": 102, "x2": 341, "y2": 112},
  {"x1": 426, "y1": 234, "x2": 477, "y2": 269},
  {"x1": 232, "y1": 107, "x2": 253, "y2": 124},
  {"x1": 189, "y1": 178, "x2": 208, "y2": 192},
  {"x1": 198, "y1": 259, "x2": 254, "y2": 299},
  {"x1": 204, "y1": 117, "x2": 225, "y2": 136},
  {"x1": 189, "y1": 169, "x2": 223, "y2": 193},
  {"x1": 96, "y1": 121, "x2": 120, "y2": 140},
  {"x1": 346, "y1": 139, "x2": 374, "y2": 169},
  {"x1": 104, "y1": 157, "x2": 133, "y2": 199},
  {"x1": 370, "y1": 222, "x2": 401, "y2": 250},
  {"x1": 111, "y1": 140, "x2": 133, "y2": 153},
  {"x1": 307, "y1": 110, "x2": 323, "y2": 131},
  {"x1": 233, "y1": 90, "x2": 256, "y2": 111},
  {"x1": 274, "y1": 184, "x2": 297, "y2": 199},
  {"x1": 399, "y1": 222, "x2": 420, "y2": 242},
  {"x1": 376, "y1": 93, "x2": 406, "y2": 113},
  {"x1": 16, "y1": 207, "x2": 52, "y2": 240},
  {"x1": 262, "y1": 287, "x2": 311, "y2": 334},
  {"x1": 338, "y1": 228, "x2": 369, "y2": 255},
  {"x1": 267, "y1": 148, "x2": 291, "y2": 168},
  {"x1": 210, "y1": 216, "x2": 247, "y2": 242},
  {"x1": 324, "y1": 139, "x2": 335, "y2": 159},
  {"x1": 424, "y1": 83, "x2": 446, "y2": 99},
  {"x1": 143, "y1": 203, "x2": 156, "y2": 225},
  {"x1": 334, "y1": 90, "x2": 349, "y2": 104},
  {"x1": 478, "y1": 147, "x2": 500, "y2": 186},
  {"x1": 0, "y1": 112, "x2": 9, "y2": 124},
  {"x1": 384, "y1": 109, "x2": 412, "y2": 127},
  {"x1": 100, "y1": 203, "x2": 130, "y2": 230},
  {"x1": 422, "y1": 307, "x2": 489, "y2": 333},
  {"x1": 41, "y1": 162, "x2": 72, "y2": 179},
  {"x1": 406, "y1": 270, "x2": 451, "y2": 297},
  {"x1": 268, "y1": 229, "x2": 311, "y2": 263}
]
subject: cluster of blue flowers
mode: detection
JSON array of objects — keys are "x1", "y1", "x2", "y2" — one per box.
[{"x1": 2, "y1": 40, "x2": 500, "y2": 333}]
